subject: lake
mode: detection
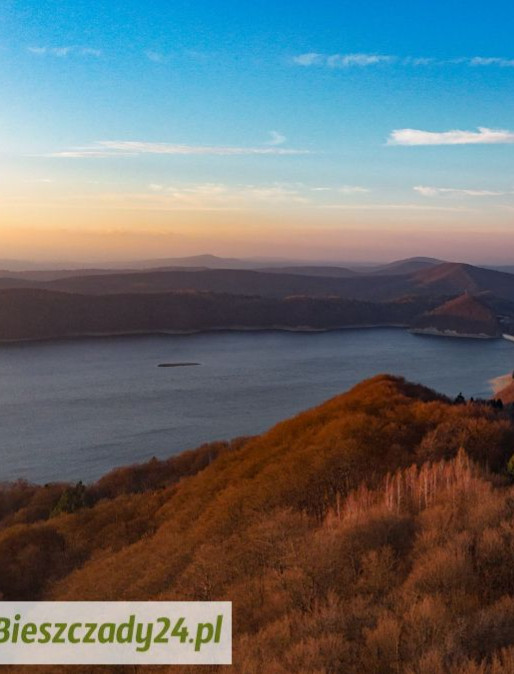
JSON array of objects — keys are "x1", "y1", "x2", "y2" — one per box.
[{"x1": 0, "y1": 328, "x2": 513, "y2": 483}]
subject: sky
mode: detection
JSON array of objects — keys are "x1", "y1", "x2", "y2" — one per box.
[{"x1": 2, "y1": 0, "x2": 514, "y2": 264}]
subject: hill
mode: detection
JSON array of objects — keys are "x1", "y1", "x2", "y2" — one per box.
[
  {"x1": 259, "y1": 265, "x2": 358, "y2": 277},
  {"x1": 497, "y1": 380, "x2": 514, "y2": 404},
  {"x1": 365, "y1": 256, "x2": 444, "y2": 275},
  {"x1": 412, "y1": 262, "x2": 514, "y2": 300},
  {"x1": 19, "y1": 268, "x2": 407, "y2": 299},
  {"x1": 1, "y1": 376, "x2": 514, "y2": 672},
  {"x1": 0, "y1": 289, "x2": 438, "y2": 341},
  {"x1": 2, "y1": 262, "x2": 514, "y2": 343},
  {"x1": 1, "y1": 262, "x2": 513, "y2": 303},
  {"x1": 412, "y1": 292, "x2": 502, "y2": 338}
]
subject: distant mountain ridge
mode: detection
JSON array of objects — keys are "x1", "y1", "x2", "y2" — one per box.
[
  {"x1": 2, "y1": 261, "x2": 514, "y2": 303},
  {"x1": 2, "y1": 259, "x2": 514, "y2": 341},
  {"x1": 361, "y1": 256, "x2": 444, "y2": 275}
]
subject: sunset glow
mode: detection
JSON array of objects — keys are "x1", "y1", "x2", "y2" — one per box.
[{"x1": 2, "y1": 0, "x2": 514, "y2": 263}]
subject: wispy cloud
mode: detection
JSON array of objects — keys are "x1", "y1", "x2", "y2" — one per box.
[
  {"x1": 305, "y1": 185, "x2": 371, "y2": 195},
  {"x1": 98, "y1": 182, "x2": 310, "y2": 211},
  {"x1": 293, "y1": 52, "x2": 393, "y2": 67},
  {"x1": 337, "y1": 185, "x2": 370, "y2": 194},
  {"x1": 293, "y1": 53, "x2": 514, "y2": 69},
  {"x1": 46, "y1": 140, "x2": 310, "y2": 158},
  {"x1": 28, "y1": 46, "x2": 102, "y2": 57},
  {"x1": 81, "y1": 48, "x2": 102, "y2": 57},
  {"x1": 266, "y1": 131, "x2": 286, "y2": 146},
  {"x1": 414, "y1": 185, "x2": 508, "y2": 197},
  {"x1": 144, "y1": 50, "x2": 166, "y2": 63},
  {"x1": 387, "y1": 127, "x2": 514, "y2": 146},
  {"x1": 401, "y1": 57, "x2": 436, "y2": 66},
  {"x1": 320, "y1": 203, "x2": 471, "y2": 212},
  {"x1": 467, "y1": 56, "x2": 514, "y2": 67}
]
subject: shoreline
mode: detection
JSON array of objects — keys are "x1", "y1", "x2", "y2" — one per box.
[
  {"x1": 490, "y1": 373, "x2": 513, "y2": 395},
  {"x1": 410, "y1": 328, "x2": 499, "y2": 340},
  {"x1": 0, "y1": 324, "x2": 410, "y2": 346},
  {"x1": 0, "y1": 321, "x2": 510, "y2": 347}
]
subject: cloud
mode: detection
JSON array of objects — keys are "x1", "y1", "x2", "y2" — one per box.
[
  {"x1": 328, "y1": 53, "x2": 393, "y2": 67},
  {"x1": 337, "y1": 185, "x2": 370, "y2": 194},
  {"x1": 320, "y1": 203, "x2": 471, "y2": 212},
  {"x1": 293, "y1": 53, "x2": 514, "y2": 70},
  {"x1": 401, "y1": 57, "x2": 436, "y2": 66},
  {"x1": 46, "y1": 140, "x2": 310, "y2": 158},
  {"x1": 292, "y1": 53, "x2": 323, "y2": 66},
  {"x1": 414, "y1": 185, "x2": 507, "y2": 197},
  {"x1": 80, "y1": 48, "x2": 102, "y2": 57},
  {"x1": 28, "y1": 47, "x2": 49, "y2": 56},
  {"x1": 28, "y1": 46, "x2": 101, "y2": 57},
  {"x1": 96, "y1": 182, "x2": 310, "y2": 211},
  {"x1": 293, "y1": 52, "x2": 393, "y2": 67},
  {"x1": 266, "y1": 131, "x2": 286, "y2": 146},
  {"x1": 468, "y1": 56, "x2": 514, "y2": 67},
  {"x1": 307, "y1": 185, "x2": 370, "y2": 194},
  {"x1": 387, "y1": 127, "x2": 514, "y2": 146},
  {"x1": 145, "y1": 50, "x2": 166, "y2": 63}
]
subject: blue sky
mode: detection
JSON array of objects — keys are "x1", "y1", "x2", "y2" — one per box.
[{"x1": 2, "y1": 0, "x2": 514, "y2": 262}]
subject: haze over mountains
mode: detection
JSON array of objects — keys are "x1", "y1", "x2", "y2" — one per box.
[
  {"x1": 0, "y1": 254, "x2": 443, "y2": 275},
  {"x1": 3, "y1": 258, "x2": 514, "y2": 302},
  {"x1": 2, "y1": 256, "x2": 514, "y2": 341}
]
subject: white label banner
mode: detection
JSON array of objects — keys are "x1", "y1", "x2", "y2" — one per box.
[{"x1": 0, "y1": 601, "x2": 232, "y2": 665}]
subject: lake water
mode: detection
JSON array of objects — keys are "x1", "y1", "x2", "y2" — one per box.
[{"x1": 1, "y1": 328, "x2": 513, "y2": 483}]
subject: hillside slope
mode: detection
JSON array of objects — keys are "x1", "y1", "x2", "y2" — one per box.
[
  {"x1": 367, "y1": 256, "x2": 444, "y2": 275},
  {"x1": 0, "y1": 289, "x2": 439, "y2": 341},
  {"x1": 34, "y1": 268, "x2": 410, "y2": 299},
  {"x1": 1, "y1": 376, "x2": 514, "y2": 672},
  {"x1": 412, "y1": 292, "x2": 501, "y2": 337},
  {"x1": 2, "y1": 261, "x2": 513, "y2": 304},
  {"x1": 412, "y1": 262, "x2": 514, "y2": 300}
]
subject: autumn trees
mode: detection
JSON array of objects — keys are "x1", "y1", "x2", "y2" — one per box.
[{"x1": 2, "y1": 375, "x2": 514, "y2": 672}]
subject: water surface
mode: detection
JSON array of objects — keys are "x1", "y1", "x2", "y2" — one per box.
[{"x1": 0, "y1": 329, "x2": 512, "y2": 483}]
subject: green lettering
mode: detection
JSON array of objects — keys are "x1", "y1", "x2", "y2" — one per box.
[
  {"x1": 52, "y1": 623, "x2": 66, "y2": 644},
  {"x1": 21, "y1": 623, "x2": 37, "y2": 644},
  {"x1": 68, "y1": 623, "x2": 82, "y2": 644},
  {"x1": 83, "y1": 623, "x2": 97, "y2": 644},
  {"x1": 135, "y1": 622, "x2": 153, "y2": 652},
  {"x1": 38, "y1": 623, "x2": 52, "y2": 644},
  {"x1": 98, "y1": 622, "x2": 116, "y2": 644},
  {"x1": 116, "y1": 614, "x2": 135, "y2": 644},
  {"x1": 0, "y1": 618, "x2": 10, "y2": 644},
  {"x1": 195, "y1": 622, "x2": 214, "y2": 652},
  {"x1": 154, "y1": 617, "x2": 170, "y2": 644}
]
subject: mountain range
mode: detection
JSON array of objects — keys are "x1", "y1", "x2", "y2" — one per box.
[
  {"x1": 1, "y1": 257, "x2": 514, "y2": 341},
  {"x1": 1, "y1": 260, "x2": 514, "y2": 299}
]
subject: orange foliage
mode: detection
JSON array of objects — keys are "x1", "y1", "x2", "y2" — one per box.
[{"x1": 2, "y1": 375, "x2": 514, "y2": 673}]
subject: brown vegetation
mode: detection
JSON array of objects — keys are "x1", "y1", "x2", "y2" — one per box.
[
  {"x1": 2, "y1": 375, "x2": 514, "y2": 672},
  {"x1": 412, "y1": 293, "x2": 501, "y2": 337}
]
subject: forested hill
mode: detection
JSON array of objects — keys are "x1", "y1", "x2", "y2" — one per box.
[
  {"x1": 2, "y1": 376, "x2": 514, "y2": 672},
  {"x1": 1, "y1": 260, "x2": 514, "y2": 342},
  {"x1": 0, "y1": 289, "x2": 440, "y2": 341}
]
